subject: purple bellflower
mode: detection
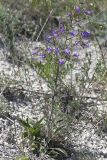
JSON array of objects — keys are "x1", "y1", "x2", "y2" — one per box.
[
  {"x1": 46, "y1": 47, "x2": 53, "y2": 53},
  {"x1": 84, "y1": 10, "x2": 94, "y2": 15},
  {"x1": 75, "y1": 6, "x2": 81, "y2": 13},
  {"x1": 55, "y1": 48, "x2": 60, "y2": 55},
  {"x1": 40, "y1": 53, "x2": 46, "y2": 59},
  {"x1": 81, "y1": 31, "x2": 90, "y2": 38},
  {"x1": 67, "y1": 12, "x2": 72, "y2": 17},
  {"x1": 73, "y1": 52, "x2": 79, "y2": 58},
  {"x1": 59, "y1": 59, "x2": 65, "y2": 65},
  {"x1": 65, "y1": 48, "x2": 71, "y2": 55},
  {"x1": 70, "y1": 31, "x2": 78, "y2": 37},
  {"x1": 46, "y1": 35, "x2": 52, "y2": 42}
]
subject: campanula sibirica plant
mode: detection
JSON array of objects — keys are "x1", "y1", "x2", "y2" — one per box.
[
  {"x1": 1, "y1": 1, "x2": 106, "y2": 160},
  {"x1": 31, "y1": 6, "x2": 92, "y2": 91},
  {"x1": 30, "y1": 2, "x2": 95, "y2": 150},
  {"x1": 17, "y1": 1, "x2": 107, "y2": 159}
]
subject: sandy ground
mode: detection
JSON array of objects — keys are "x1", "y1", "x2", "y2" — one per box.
[{"x1": 0, "y1": 38, "x2": 107, "y2": 160}]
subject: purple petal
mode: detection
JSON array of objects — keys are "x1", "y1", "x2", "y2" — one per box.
[
  {"x1": 67, "y1": 12, "x2": 72, "y2": 17},
  {"x1": 70, "y1": 31, "x2": 78, "y2": 37},
  {"x1": 51, "y1": 30, "x2": 58, "y2": 37},
  {"x1": 73, "y1": 52, "x2": 79, "y2": 58},
  {"x1": 55, "y1": 48, "x2": 60, "y2": 55},
  {"x1": 59, "y1": 59, "x2": 65, "y2": 65},
  {"x1": 75, "y1": 6, "x2": 81, "y2": 13},
  {"x1": 46, "y1": 47, "x2": 53, "y2": 53},
  {"x1": 81, "y1": 31, "x2": 91, "y2": 38},
  {"x1": 65, "y1": 48, "x2": 71, "y2": 55},
  {"x1": 75, "y1": 41, "x2": 80, "y2": 46},
  {"x1": 59, "y1": 26, "x2": 65, "y2": 34},
  {"x1": 84, "y1": 10, "x2": 94, "y2": 15},
  {"x1": 46, "y1": 35, "x2": 52, "y2": 42},
  {"x1": 40, "y1": 53, "x2": 46, "y2": 59},
  {"x1": 32, "y1": 48, "x2": 39, "y2": 55}
]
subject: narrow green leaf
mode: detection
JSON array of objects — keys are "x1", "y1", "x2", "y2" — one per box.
[
  {"x1": 49, "y1": 148, "x2": 68, "y2": 156},
  {"x1": 54, "y1": 126, "x2": 64, "y2": 134},
  {"x1": 18, "y1": 118, "x2": 30, "y2": 128}
]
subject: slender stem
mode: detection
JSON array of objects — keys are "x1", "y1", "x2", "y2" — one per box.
[
  {"x1": 48, "y1": 61, "x2": 59, "y2": 138},
  {"x1": 36, "y1": 9, "x2": 54, "y2": 42}
]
